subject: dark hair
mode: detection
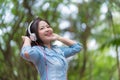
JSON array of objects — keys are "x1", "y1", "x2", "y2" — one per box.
[{"x1": 26, "y1": 17, "x2": 50, "y2": 46}]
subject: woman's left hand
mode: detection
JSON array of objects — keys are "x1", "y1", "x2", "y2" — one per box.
[{"x1": 51, "y1": 33, "x2": 60, "y2": 41}]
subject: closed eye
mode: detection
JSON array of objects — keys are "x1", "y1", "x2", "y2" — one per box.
[
  {"x1": 47, "y1": 25, "x2": 50, "y2": 28},
  {"x1": 39, "y1": 25, "x2": 51, "y2": 30},
  {"x1": 40, "y1": 27, "x2": 44, "y2": 30},
  {"x1": 40, "y1": 26, "x2": 45, "y2": 30}
]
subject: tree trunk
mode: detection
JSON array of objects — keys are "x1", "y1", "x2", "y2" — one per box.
[
  {"x1": 116, "y1": 46, "x2": 120, "y2": 80},
  {"x1": 80, "y1": 26, "x2": 91, "y2": 79}
]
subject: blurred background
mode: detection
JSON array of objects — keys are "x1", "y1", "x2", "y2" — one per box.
[{"x1": 0, "y1": 0, "x2": 120, "y2": 80}]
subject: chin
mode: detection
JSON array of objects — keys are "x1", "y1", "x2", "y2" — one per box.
[{"x1": 44, "y1": 38, "x2": 52, "y2": 41}]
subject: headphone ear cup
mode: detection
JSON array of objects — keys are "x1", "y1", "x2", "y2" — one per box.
[{"x1": 30, "y1": 33, "x2": 37, "y2": 41}]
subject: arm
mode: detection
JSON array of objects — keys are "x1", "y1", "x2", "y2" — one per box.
[
  {"x1": 20, "y1": 36, "x2": 40, "y2": 63},
  {"x1": 59, "y1": 43, "x2": 82, "y2": 58},
  {"x1": 21, "y1": 36, "x2": 31, "y2": 59},
  {"x1": 52, "y1": 33, "x2": 82, "y2": 58},
  {"x1": 52, "y1": 33, "x2": 76, "y2": 46}
]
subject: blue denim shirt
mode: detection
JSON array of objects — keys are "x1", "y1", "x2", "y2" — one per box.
[{"x1": 20, "y1": 43, "x2": 82, "y2": 80}]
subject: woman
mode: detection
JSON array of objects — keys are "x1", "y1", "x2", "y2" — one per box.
[{"x1": 20, "y1": 17, "x2": 82, "y2": 80}]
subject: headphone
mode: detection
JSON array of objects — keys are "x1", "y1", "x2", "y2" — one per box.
[{"x1": 28, "y1": 21, "x2": 37, "y2": 41}]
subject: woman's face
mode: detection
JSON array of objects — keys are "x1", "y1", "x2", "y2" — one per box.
[{"x1": 38, "y1": 20, "x2": 53, "y2": 43}]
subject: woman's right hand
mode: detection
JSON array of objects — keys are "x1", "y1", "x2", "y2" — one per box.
[
  {"x1": 21, "y1": 36, "x2": 31, "y2": 47},
  {"x1": 21, "y1": 36, "x2": 31, "y2": 43}
]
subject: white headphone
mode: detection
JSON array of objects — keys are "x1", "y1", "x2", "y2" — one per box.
[{"x1": 28, "y1": 21, "x2": 37, "y2": 41}]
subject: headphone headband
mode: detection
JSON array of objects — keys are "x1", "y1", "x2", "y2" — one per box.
[
  {"x1": 28, "y1": 21, "x2": 33, "y2": 35},
  {"x1": 27, "y1": 21, "x2": 37, "y2": 41}
]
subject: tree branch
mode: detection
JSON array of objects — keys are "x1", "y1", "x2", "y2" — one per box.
[{"x1": 0, "y1": 42, "x2": 5, "y2": 54}]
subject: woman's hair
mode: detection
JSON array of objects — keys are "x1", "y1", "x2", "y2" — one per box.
[{"x1": 26, "y1": 17, "x2": 50, "y2": 46}]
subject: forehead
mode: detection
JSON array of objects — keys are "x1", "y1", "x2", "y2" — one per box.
[{"x1": 38, "y1": 20, "x2": 49, "y2": 26}]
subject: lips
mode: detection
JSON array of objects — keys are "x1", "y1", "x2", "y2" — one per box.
[{"x1": 45, "y1": 32, "x2": 52, "y2": 36}]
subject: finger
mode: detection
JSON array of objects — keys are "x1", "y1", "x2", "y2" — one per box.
[{"x1": 21, "y1": 36, "x2": 25, "y2": 41}]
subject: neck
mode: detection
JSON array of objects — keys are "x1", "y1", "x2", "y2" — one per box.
[{"x1": 44, "y1": 42, "x2": 51, "y2": 49}]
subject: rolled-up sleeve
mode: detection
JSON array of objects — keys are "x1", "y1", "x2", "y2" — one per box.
[
  {"x1": 60, "y1": 43, "x2": 82, "y2": 58},
  {"x1": 20, "y1": 46, "x2": 40, "y2": 63}
]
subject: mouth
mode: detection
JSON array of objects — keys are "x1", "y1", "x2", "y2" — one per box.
[{"x1": 45, "y1": 32, "x2": 52, "y2": 37}]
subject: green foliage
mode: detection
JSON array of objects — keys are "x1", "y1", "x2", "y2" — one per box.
[{"x1": 101, "y1": 37, "x2": 120, "y2": 49}]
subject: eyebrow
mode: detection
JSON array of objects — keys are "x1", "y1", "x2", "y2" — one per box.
[{"x1": 40, "y1": 25, "x2": 50, "y2": 27}]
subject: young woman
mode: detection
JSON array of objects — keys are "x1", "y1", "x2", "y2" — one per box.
[{"x1": 20, "y1": 17, "x2": 82, "y2": 80}]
